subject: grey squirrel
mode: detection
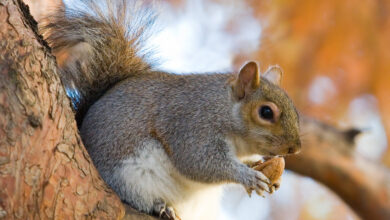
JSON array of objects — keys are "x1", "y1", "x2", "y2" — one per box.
[{"x1": 42, "y1": 0, "x2": 301, "y2": 219}]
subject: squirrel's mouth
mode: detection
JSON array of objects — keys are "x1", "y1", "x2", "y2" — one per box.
[
  {"x1": 260, "y1": 149, "x2": 278, "y2": 156},
  {"x1": 261, "y1": 144, "x2": 298, "y2": 156},
  {"x1": 267, "y1": 152, "x2": 277, "y2": 156}
]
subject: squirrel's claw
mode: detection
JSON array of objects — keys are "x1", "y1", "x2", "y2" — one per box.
[
  {"x1": 255, "y1": 171, "x2": 271, "y2": 192},
  {"x1": 153, "y1": 200, "x2": 181, "y2": 220},
  {"x1": 160, "y1": 206, "x2": 180, "y2": 220},
  {"x1": 255, "y1": 171, "x2": 271, "y2": 185},
  {"x1": 246, "y1": 187, "x2": 253, "y2": 197},
  {"x1": 244, "y1": 170, "x2": 271, "y2": 197},
  {"x1": 270, "y1": 185, "x2": 276, "y2": 194}
]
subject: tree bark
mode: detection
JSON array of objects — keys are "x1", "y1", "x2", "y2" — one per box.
[
  {"x1": 0, "y1": 0, "x2": 124, "y2": 219},
  {"x1": 286, "y1": 117, "x2": 390, "y2": 220}
]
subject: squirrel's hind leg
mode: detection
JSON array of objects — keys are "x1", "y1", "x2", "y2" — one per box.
[{"x1": 153, "y1": 199, "x2": 181, "y2": 220}]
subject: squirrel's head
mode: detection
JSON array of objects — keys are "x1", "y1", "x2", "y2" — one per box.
[{"x1": 230, "y1": 61, "x2": 301, "y2": 157}]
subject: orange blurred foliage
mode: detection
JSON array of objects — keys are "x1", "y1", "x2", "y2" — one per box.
[{"x1": 246, "y1": 0, "x2": 390, "y2": 165}]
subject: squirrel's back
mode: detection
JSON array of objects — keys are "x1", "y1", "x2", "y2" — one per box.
[
  {"x1": 80, "y1": 71, "x2": 238, "y2": 159},
  {"x1": 42, "y1": 0, "x2": 155, "y2": 123}
]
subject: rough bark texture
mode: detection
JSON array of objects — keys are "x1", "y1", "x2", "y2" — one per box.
[
  {"x1": 0, "y1": 0, "x2": 124, "y2": 219},
  {"x1": 286, "y1": 118, "x2": 390, "y2": 220}
]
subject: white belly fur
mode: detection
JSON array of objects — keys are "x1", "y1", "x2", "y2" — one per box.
[{"x1": 114, "y1": 139, "x2": 223, "y2": 220}]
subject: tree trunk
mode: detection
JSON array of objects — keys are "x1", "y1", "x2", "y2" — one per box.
[{"x1": 0, "y1": 0, "x2": 124, "y2": 219}]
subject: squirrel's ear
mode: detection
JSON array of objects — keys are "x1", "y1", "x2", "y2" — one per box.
[
  {"x1": 233, "y1": 61, "x2": 261, "y2": 99},
  {"x1": 343, "y1": 128, "x2": 362, "y2": 145},
  {"x1": 263, "y1": 65, "x2": 283, "y2": 86}
]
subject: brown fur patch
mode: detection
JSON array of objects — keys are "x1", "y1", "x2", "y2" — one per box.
[{"x1": 150, "y1": 128, "x2": 173, "y2": 157}]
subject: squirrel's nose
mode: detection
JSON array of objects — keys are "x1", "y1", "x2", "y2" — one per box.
[
  {"x1": 287, "y1": 139, "x2": 301, "y2": 154},
  {"x1": 288, "y1": 146, "x2": 301, "y2": 154}
]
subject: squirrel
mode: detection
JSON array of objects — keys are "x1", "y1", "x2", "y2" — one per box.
[{"x1": 42, "y1": 0, "x2": 301, "y2": 219}]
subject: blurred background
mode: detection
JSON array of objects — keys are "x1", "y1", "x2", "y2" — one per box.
[{"x1": 24, "y1": 0, "x2": 390, "y2": 219}]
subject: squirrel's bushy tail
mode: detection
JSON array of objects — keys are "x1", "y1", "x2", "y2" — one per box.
[{"x1": 42, "y1": 0, "x2": 154, "y2": 123}]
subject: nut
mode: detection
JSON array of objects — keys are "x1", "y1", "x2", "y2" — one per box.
[{"x1": 252, "y1": 157, "x2": 285, "y2": 185}]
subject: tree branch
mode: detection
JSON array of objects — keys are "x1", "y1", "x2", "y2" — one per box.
[{"x1": 286, "y1": 117, "x2": 390, "y2": 220}]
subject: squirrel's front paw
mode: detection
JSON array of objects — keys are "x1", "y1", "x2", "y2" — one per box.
[
  {"x1": 243, "y1": 170, "x2": 271, "y2": 197},
  {"x1": 251, "y1": 157, "x2": 285, "y2": 194}
]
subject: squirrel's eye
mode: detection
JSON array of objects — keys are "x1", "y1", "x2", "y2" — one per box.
[
  {"x1": 259, "y1": 105, "x2": 274, "y2": 121},
  {"x1": 252, "y1": 102, "x2": 280, "y2": 125}
]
